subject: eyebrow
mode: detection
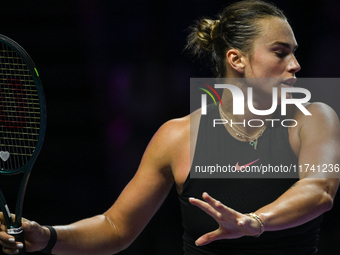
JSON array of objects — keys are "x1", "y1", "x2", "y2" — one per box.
[{"x1": 271, "y1": 41, "x2": 299, "y2": 50}]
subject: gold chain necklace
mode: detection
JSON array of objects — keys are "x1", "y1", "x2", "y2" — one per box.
[{"x1": 218, "y1": 105, "x2": 266, "y2": 150}]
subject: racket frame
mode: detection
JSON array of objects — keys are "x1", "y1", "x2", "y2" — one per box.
[{"x1": 0, "y1": 34, "x2": 46, "y2": 234}]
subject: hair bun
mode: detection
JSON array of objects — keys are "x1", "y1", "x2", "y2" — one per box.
[
  {"x1": 210, "y1": 20, "x2": 221, "y2": 39},
  {"x1": 196, "y1": 19, "x2": 220, "y2": 50}
]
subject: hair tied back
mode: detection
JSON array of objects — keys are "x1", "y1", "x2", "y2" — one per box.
[{"x1": 210, "y1": 19, "x2": 221, "y2": 40}]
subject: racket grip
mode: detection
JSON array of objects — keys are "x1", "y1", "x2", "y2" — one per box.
[{"x1": 8, "y1": 227, "x2": 26, "y2": 255}]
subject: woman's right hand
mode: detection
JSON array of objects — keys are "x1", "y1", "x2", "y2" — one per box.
[{"x1": 0, "y1": 213, "x2": 50, "y2": 254}]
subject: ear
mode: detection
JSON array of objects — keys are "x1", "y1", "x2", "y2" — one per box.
[{"x1": 226, "y1": 49, "x2": 245, "y2": 74}]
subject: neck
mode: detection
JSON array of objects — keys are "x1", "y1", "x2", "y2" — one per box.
[{"x1": 220, "y1": 88, "x2": 275, "y2": 136}]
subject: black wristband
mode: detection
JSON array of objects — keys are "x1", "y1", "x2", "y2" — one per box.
[{"x1": 40, "y1": 225, "x2": 57, "y2": 254}]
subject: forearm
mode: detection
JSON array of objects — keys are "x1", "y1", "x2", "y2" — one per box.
[
  {"x1": 255, "y1": 178, "x2": 337, "y2": 232},
  {"x1": 52, "y1": 215, "x2": 123, "y2": 255}
]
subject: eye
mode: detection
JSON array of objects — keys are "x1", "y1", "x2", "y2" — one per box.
[{"x1": 275, "y1": 51, "x2": 287, "y2": 58}]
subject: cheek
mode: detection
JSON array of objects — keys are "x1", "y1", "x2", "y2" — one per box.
[
  {"x1": 249, "y1": 50, "x2": 285, "y2": 77},
  {"x1": 255, "y1": 56, "x2": 284, "y2": 76},
  {"x1": 250, "y1": 53, "x2": 271, "y2": 74}
]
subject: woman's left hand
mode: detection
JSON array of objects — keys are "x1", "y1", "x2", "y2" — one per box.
[{"x1": 189, "y1": 192, "x2": 262, "y2": 246}]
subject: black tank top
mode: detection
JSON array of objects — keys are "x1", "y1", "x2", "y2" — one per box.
[{"x1": 179, "y1": 104, "x2": 322, "y2": 254}]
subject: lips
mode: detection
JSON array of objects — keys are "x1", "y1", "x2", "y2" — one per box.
[{"x1": 281, "y1": 77, "x2": 297, "y2": 87}]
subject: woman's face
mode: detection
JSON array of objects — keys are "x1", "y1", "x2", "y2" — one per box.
[
  {"x1": 243, "y1": 17, "x2": 300, "y2": 99},
  {"x1": 245, "y1": 17, "x2": 300, "y2": 79}
]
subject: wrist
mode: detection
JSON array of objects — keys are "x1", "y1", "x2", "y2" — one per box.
[
  {"x1": 40, "y1": 226, "x2": 51, "y2": 248},
  {"x1": 40, "y1": 225, "x2": 57, "y2": 254},
  {"x1": 246, "y1": 213, "x2": 264, "y2": 237}
]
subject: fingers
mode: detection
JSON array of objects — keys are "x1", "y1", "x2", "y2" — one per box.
[
  {"x1": 189, "y1": 197, "x2": 221, "y2": 221},
  {"x1": 189, "y1": 192, "x2": 235, "y2": 221},
  {"x1": 189, "y1": 192, "x2": 248, "y2": 245},
  {"x1": 2, "y1": 242, "x2": 23, "y2": 255},
  {"x1": 0, "y1": 213, "x2": 6, "y2": 222},
  {"x1": 0, "y1": 212, "x2": 16, "y2": 222},
  {"x1": 195, "y1": 229, "x2": 223, "y2": 246},
  {"x1": 0, "y1": 232, "x2": 24, "y2": 254},
  {"x1": 201, "y1": 192, "x2": 235, "y2": 216},
  {"x1": 0, "y1": 217, "x2": 42, "y2": 254},
  {"x1": 0, "y1": 219, "x2": 29, "y2": 255},
  {"x1": 0, "y1": 223, "x2": 24, "y2": 254}
]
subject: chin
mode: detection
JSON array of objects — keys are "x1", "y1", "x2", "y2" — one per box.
[
  {"x1": 284, "y1": 92, "x2": 293, "y2": 99},
  {"x1": 277, "y1": 92, "x2": 292, "y2": 104}
]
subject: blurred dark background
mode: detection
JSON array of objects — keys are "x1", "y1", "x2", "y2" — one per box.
[{"x1": 0, "y1": 0, "x2": 339, "y2": 254}]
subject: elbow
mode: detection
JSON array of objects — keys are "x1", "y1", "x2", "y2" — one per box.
[
  {"x1": 102, "y1": 214, "x2": 136, "y2": 253},
  {"x1": 318, "y1": 184, "x2": 335, "y2": 212},
  {"x1": 320, "y1": 178, "x2": 339, "y2": 212},
  {"x1": 100, "y1": 214, "x2": 126, "y2": 254},
  {"x1": 313, "y1": 178, "x2": 338, "y2": 213},
  {"x1": 321, "y1": 193, "x2": 334, "y2": 212}
]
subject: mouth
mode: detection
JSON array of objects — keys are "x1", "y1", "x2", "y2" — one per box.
[{"x1": 281, "y1": 77, "x2": 297, "y2": 87}]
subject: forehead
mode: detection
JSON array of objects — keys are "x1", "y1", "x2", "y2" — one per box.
[{"x1": 254, "y1": 17, "x2": 297, "y2": 49}]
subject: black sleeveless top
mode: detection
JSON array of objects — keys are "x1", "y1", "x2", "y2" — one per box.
[{"x1": 179, "y1": 104, "x2": 322, "y2": 254}]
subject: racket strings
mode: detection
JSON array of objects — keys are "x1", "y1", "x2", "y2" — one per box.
[
  {"x1": 12, "y1": 48, "x2": 26, "y2": 169},
  {"x1": 0, "y1": 43, "x2": 40, "y2": 171},
  {"x1": 3, "y1": 46, "x2": 21, "y2": 170}
]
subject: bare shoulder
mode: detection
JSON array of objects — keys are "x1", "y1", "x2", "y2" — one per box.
[
  {"x1": 153, "y1": 115, "x2": 191, "y2": 150},
  {"x1": 145, "y1": 109, "x2": 202, "y2": 191},
  {"x1": 306, "y1": 102, "x2": 339, "y2": 119},
  {"x1": 289, "y1": 102, "x2": 340, "y2": 157},
  {"x1": 151, "y1": 108, "x2": 202, "y2": 150},
  {"x1": 142, "y1": 109, "x2": 199, "y2": 165},
  {"x1": 302, "y1": 103, "x2": 340, "y2": 148},
  {"x1": 294, "y1": 102, "x2": 340, "y2": 130}
]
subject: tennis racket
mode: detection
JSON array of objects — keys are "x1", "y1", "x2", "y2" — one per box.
[{"x1": 0, "y1": 34, "x2": 46, "y2": 254}]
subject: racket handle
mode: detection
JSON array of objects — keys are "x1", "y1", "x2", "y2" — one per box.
[{"x1": 8, "y1": 227, "x2": 26, "y2": 255}]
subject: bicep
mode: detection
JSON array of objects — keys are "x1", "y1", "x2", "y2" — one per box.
[
  {"x1": 103, "y1": 121, "x2": 178, "y2": 245},
  {"x1": 297, "y1": 103, "x2": 340, "y2": 198}
]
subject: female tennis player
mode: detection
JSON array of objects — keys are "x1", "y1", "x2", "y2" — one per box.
[{"x1": 0, "y1": 0, "x2": 339, "y2": 254}]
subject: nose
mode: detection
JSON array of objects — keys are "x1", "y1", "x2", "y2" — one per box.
[{"x1": 288, "y1": 55, "x2": 301, "y2": 74}]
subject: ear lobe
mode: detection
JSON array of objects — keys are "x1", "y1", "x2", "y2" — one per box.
[{"x1": 226, "y1": 49, "x2": 245, "y2": 74}]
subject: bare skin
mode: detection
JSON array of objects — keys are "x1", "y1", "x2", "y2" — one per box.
[{"x1": 0, "y1": 17, "x2": 339, "y2": 255}]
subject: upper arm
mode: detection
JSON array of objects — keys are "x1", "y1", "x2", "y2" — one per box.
[
  {"x1": 103, "y1": 117, "x2": 188, "y2": 248},
  {"x1": 296, "y1": 102, "x2": 340, "y2": 198}
]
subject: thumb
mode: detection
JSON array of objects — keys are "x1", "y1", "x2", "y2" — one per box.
[
  {"x1": 195, "y1": 229, "x2": 223, "y2": 246},
  {"x1": 21, "y1": 221, "x2": 45, "y2": 252},
  {"x1": 22, "y1": 221, "x2": 32, "y2": 232},
  {"x1": 22, "y1": 221, "x2": 40, "y2": 234}
]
